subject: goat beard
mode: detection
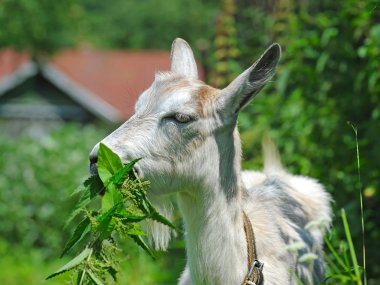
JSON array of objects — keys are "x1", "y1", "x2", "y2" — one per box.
[{"x1": 142, "y1": 192, "x2": 176, "y2": 251}]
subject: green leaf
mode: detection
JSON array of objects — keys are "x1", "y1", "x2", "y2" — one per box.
[
  {"x1": 341, "y1": 209, "x2": 362, "y2": 284},
  {"x1": 76, "y1": 270, "x2": 84, "y2": 285},
  {"x1": 46, "y1": 247, "x2": 92, "y2": 280},
  {"x1": 61, "y1": 217, "x2": 91, "y2": 257},
  {"x1": 150, "y1": 209, "x2": 178, "y2": 231},
  {"x1": 72, "y1": 175, "x2": 103, "y2": 196},
  {"x1": 115, "y1": 212, "x2": 147, "y2": 222},
  {"x1": 127, "y1": 184, "x2": 177, "y2": 230},
  {"x1": 107, "y1": 266, "x2": 118, "y2": 282},
  {"x1": 129, "y1": 187, "x2": 150, "y2": 214},
  {"x1": 320, "y1": 27, "x2": 338, "y2": 47},
  {"x1": 318, "y1": 272, "x2": 353, "y2": 285},
  {"x1": 97, "y1": 203, "x2": 122, "y2": 225},
  {"x1": 277, "y1": 68, "x2": 290, "y2": 96},
  {"x1": 99, "y1": 160, "x2": 138, "y2": 212},
  {"x1": 146, "y1": 200, "x2": 177, "y2": 230},
  {"x1": 97, "y1": 143, "x2": 123, "y2": 183},
  {"x1": 101, "y1": 183, "x2": 123, "y2": 212},
  {"x1": 129, "y1": 234, "x2": 155, "y2": 259},
  {"x1": 95, "y1": 201, "x2": 126, "y2": 241},
  {"x1": 88, "y1": 270, "x2": 105, "y2": 285},
  {"x1": 290, "y1": 270, "x2": 304, "y2": 285},
  {"x1": 112, "y1": 159, "x2": 140, "y2": 186},
  {"x1": 67, "y1": 175, "x2": 103, "y2": 225},
  {"x1": 127, "y1": 223, "x2": 146, "y2": 236},
  {"x1": 324, "y1": 235, "x2": 350, "y2": 272},
  {"x1": 316, "y1": 53, "x2": 329, "y2": 73},
  {"x1": 140, "y1": 198, "x2": 150, "y2": 214}
]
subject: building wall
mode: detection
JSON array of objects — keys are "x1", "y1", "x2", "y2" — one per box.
[{"x1": 0, "y1": 73, "x2": 100, "y2": 136}]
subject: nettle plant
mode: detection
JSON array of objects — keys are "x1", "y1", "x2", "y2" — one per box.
[{"x1": 47, "y1": 144, "x2": 176, "y2": 284}]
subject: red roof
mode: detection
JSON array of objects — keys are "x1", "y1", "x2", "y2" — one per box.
[
  {"x1": 50, "y1": 49, "x2": 172, "y2": 120},
  {"x1": 0, "y1": 49, "x2": 30, "y2": 78}
]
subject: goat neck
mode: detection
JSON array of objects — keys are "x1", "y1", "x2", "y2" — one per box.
[{"x1": 177, "y1": 127, "x2": 248, "y2": 285}]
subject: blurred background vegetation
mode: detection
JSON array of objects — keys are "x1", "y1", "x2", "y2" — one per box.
[{"x1": 0, "y1": 0, "x2": 379, "y2": 284}]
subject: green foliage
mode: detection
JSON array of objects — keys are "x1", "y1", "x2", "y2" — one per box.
[
  {"x1": 48, "y1": 143, "x2": 177, "y2": 284},
  {"x1": 0, "y1": 124, "x2": 183, "y2": 284},
  {"x1": 323, "y1": 210, "x2": 364, "y2": 285},
  {"x1": 0, "y1": 0, "x2": 81, "y2": 57},
  {"x1": 0, "y1": 240, "x2": 184, "y2": 285},
  {"x1": 0, "y1": 0, "x2": 218, "y2": 57},
  {"x1": 0, "y1": 241, "x2": 70, "y2": 285},
  {"x1": 235, "y1": 1, "x2": 379, "y2": 280},
  {"x1": 0, "y1": 123, "x2": 107, "y2": 258},
  {"x1": 79, "y1": 0, "x2": 218, "y2": 51},
  {"x1": 210, "y1": 0, "x2": 241, "y2": 87},
  {"x1": 288, "y1": 209, "x2": 365, "y2": 285}
]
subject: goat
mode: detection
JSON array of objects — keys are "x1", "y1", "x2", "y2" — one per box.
[{"x1": 89, "y1": 38, "x2": 331, "y2": 285}]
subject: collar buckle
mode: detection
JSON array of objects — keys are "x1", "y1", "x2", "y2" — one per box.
[{"x1": 247, "y1": 259, "x2": 264, "y2": 284}]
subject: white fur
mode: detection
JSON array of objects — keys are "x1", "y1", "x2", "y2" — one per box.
[{"x1": 90, "y1": 38, "x2": 332, "y2": 285}]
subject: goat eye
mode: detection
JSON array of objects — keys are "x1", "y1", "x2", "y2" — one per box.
[
  {"x1": 174, "y1": 113, "x2": 192, "y2": 123},
  {"x1": 164, "y1": 113, "x2": 194, "y2": 124}
]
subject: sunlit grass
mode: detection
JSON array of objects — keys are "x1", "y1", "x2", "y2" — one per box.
[
  {"x1": 0, "y1": 240, "x2": 185, "y2": 285},
  {"x1": 286, "y1": 123, "x2": 367, "y2": 285},
  {"x1": 317, "y1": 124, "x2": 366, "y2": 285},
  {"x1": 323, "y1": 210, "x2": 364, "y2": 285},
  {"x1": 0, "y1": 242, "x2": 69, "y2": 285}
]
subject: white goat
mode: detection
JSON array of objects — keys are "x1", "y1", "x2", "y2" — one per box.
[{"x1": 90, "y1": 38, "x2": 331, "y2": 285}]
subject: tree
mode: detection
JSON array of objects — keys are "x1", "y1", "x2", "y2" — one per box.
[
  {"x1": 0, "y1": 0, "x2": 81, "y2": 58},
  {"x1": 235, "y1": 0, "x2": 380, "y2": 279}
]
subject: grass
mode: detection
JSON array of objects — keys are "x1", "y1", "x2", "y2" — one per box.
[
  {"x1": 317, "y1": 123, "x2": 367, "y2": 285},
  {"x1": 0, "y1": 242, "x2": 68, "y2": 285},
  {"x1": 0, "y1": 239, "x2": 185, "y2": 285},
  {"x1": 288, "y1": 123, "x2": 367, "y2": 285},
  {"x1": 323, "y1": 210, "x2": 364, "y2": 285},
  {"x1": 349, "y1": 123, "x2": 367, "y2": 285}
]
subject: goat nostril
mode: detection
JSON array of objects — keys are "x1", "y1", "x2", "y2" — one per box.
[
  {"x1": 89, "y1": 153, "x2": 98, "y2": 175},
  {"x1": 89, "y1": 153, "x2": 98, "y2": 164}
]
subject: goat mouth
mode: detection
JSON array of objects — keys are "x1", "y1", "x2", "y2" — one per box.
[
  {"x1": 132, "y1": 164, "x2": 143, "y2": 179},
  {"x1": 89, "y1": 161, "x2": 143, "y2": 179},
  {"x1": 89, "y1": 162, "x2": 98, "y2": 176},
  {"x1": 88, "y1": 163, "x2": 142, "y2": 197}
]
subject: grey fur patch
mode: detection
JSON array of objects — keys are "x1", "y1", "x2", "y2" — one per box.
[{"x1": 245, "y1": 174, "x2": 328, "y2": 283}]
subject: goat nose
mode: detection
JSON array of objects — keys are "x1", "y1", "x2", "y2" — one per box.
[
  {"x1": 89, "y1": 151, "x2": 98, "y2": 164},
  {"x1": 89, "y1": 143, "x2": 99, "y2": 163},
  {"x1": 89, "y1": 143, "x2": 99, "y2": 175}
]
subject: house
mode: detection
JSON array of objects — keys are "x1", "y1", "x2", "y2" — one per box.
[{"x1": 0, "y1": 48, "x2": 175, "y2": 134}]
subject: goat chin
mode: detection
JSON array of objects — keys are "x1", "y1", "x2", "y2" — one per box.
[{"x1": 142, "y1": 193, "x2": 175, "y2": 251}]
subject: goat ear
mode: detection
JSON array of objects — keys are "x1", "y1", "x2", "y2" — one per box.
[
  {"x1": 170, "y1": 38, "x2": 198, "y2": 80},
  {"x1": 219, "y1": 43, "x2": 281, "y2": 115}
]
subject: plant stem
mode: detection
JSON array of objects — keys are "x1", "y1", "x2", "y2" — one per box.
[
  {"x1": 341, "y1": 209, "x2": 362, "y2": 285},
  {"x1": 324, "y1": 235, "x2": 350, "y2": 272},
  {"x1": 348, "y1": 122, "x2": 367, "y2": 285},
  {"x1": 79, "y1": 247, "x2": 93, "y2": 285}
]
